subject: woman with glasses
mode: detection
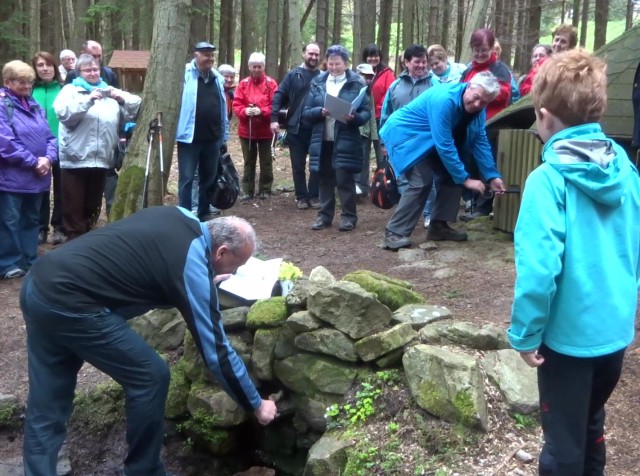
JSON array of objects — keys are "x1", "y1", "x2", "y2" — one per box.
[
  {"x1": 53, "y1": 54, "x2": 140, "y2": 240},
  {"x1": 31, "y1": 51, "x2": 64, "y2": 245},
  {"x1": 519, "y1": 44, "x2": 552, "y2": 97},
  {"x1": 460, "y1": 28, "x2": 512, "y2": 120},
  {"x1": 0, "y1": 60, "x2": 57, "y2": 279}
]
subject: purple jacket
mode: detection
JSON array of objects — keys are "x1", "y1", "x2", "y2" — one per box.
[{"x1": 0, "y1": 87, "x2": 57, "y2": 193}]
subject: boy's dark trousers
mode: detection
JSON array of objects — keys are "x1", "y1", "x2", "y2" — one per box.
[{"x1": 537, "y1": 344, "x2": 625, "y2": 476}]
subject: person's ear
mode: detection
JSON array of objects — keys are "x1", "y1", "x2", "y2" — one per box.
[{"x1": 213, "y1": 244, "x2": 229, "y2": 261}]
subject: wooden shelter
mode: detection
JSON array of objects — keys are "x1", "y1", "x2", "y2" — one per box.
[{"x1": 108, "y1": 50, "x2": 150, "y2": 93}]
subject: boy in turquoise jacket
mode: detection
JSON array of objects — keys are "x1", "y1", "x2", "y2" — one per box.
[{"x1": 508, "y1": 49, "x2": 640, "y2": 474}]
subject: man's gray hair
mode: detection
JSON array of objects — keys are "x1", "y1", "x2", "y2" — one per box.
[
  {"x1": 59, "y1": 49, "x2": 76, "y2": 61},
  {"x1": 469, "y1": 71, "x2": 500, "y2": 100},
  {"x1": 75, "y1": 53, "x2": 99, "y2": 72},
  {"x1": 248, "y1": 52, "x2": 266, "y2": 66},
  {"x1": 206, "y1": 216, "x2": 256, "y2": 253}
]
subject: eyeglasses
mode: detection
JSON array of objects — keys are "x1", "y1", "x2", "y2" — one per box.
[
  {"x1": 80, "y1": 68, "x2": 100, "y2": 73},
  {"x1": 11, "y1": 79, "x2": 34, "y2": 86},
  {"x1": 472, "y1": 48, "x2": 491, "y2": 55}
]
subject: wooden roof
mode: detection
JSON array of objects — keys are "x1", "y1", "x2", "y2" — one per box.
[
  {"x1": 487, "y1": 25, "x2": 640, "y2": 140},
  {"x1": 108, "y1": 50, "x2": 150, "y2": 70}
]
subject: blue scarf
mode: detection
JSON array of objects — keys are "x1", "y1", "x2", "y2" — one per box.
[{"x1": 72, "y1": 76, "x2": 108, "y2": 92}]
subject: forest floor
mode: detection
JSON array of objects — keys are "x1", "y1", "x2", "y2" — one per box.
[{"x1": 1, "y1": 131, "x2": 640, "y2": 475}]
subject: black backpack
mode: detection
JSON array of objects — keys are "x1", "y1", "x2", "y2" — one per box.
[
  {"x1": 370, "y1": 159, "x2": 400, "y2": 209},
  {"x1": 208, "y1": 152, "x2": 240, "y2": 210}
]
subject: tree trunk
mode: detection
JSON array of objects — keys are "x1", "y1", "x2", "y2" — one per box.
[
  {"x1": 72, "y1": 0, "x2": 88, "y2": 50},
  {"x1": 441, "y1": 0, "x2": 450, "y2": 48},
  {"x1": 190, "y1": 0, "x2": 210, "y2": 47},
  {"x1": 513, "y1": 0, "x2": 528, "y2": 72},
  {"x1": 593, "y1": 0, "x2": 608, "y2": 50},
  {"x1": 579, "y1": 0, "x2": 588, "y2": 47},
  {"x1": 428, "y1": 0, "x2": 439, "y2": 46},
  {"x1": 377, "y1": 0, "x2": 393, "y2": 57},
  {"x1": 110, "y1": 0, "x2": 192, "y2": 220},
  {"x1": 218, "y1": 0, "x2": 234, "y2": 65},
  {"x1": 455, "y1": 0, "x2": 465, "y2": 60},
  {"x1": 29, "y1": 0, "x2": 40, "y2": 53},
  {"x1": 278, "y1": 0, "x2": 290, "y2": 79},
  {"x1": 522, "y1": 0, "x2": 541, "y2": 72},
  {"x1": 301, "y1": 0, "x2": 316, "y2": 29},
  {"x1": 459, "y1": 0, "x2": 491, "y2": 62},
  {"x1": 402, "y1": 0, "x2": 414, "y2": 53},
  {"x1": 265, "y1": 0, "x2": 279, "y2": 77},
  {"x1": 316, "y1": 0, "x2": 329, "y2": 55},
  {"x1": 572, "y1": 0, "x2": 580, "y2": 27},
  {"x1": 332, "y1": 0, "x2": 342, "y2": 45},
  {"x1": 239, "y1": 0, "x2": 257, "y2": 78},
  {"x1": 287, "y1": 0, "x2": 302, "y2": 68},
  {"x1": 352, "y1": 0, "x2": 362, "y2": 61},
  {"x1": 394, "y1": 0, "x2": 402, "y2": 72},
  {"x1": 626, "y1": 0, "x2": 633, "y2": 31}
]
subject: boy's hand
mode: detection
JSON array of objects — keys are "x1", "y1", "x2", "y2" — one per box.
[{"x1": 520, "y1": 350, "x2": 545, "y2": 368}]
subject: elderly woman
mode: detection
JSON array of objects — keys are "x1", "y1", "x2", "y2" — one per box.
[
  {"x1": 53, "y1": 54, "x2": 140, "y2": 240},
  {"x1": 31, "y1": 51, "x2": 64, "y2": 245},
  {"x1": 427, "y1": 44, "x2": 466, "y2": 84},
  {"x1": 0, "y1": 61, "x2": 57, "y2": 279},
  {"x1": 460, "y1": 28, "x2": 512, "y2": 120},
  {"x1": 233, "y1": 52, "x2": 278, "y2": 199},
  {"x1": 519, "y1": 44, "x2": 552, "y2": 97},
  {"x1": 218, "y1": 64, "x2": 236, "y2": 120},
  {"x1": 302, "y1": 45, "x2": 371, "y2": 232}
]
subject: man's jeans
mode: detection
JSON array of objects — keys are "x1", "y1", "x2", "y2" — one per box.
[
  {"x1": 0, "y1": 191, "x2": 42, "y2": 274},
  {"x1": 287, "y1": 128, "x2": 318, "y2": 200},
  {"x1": 177, "y1": 139, "x2": 221, "y2": 219}
]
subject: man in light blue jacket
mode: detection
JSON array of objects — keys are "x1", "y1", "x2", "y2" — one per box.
[
  {"x1": 176, "y1": 42, "x2": 229, "y2": 221},
  {"x1": 379, "y1": 72, "x2": 505, "y2": 249}
]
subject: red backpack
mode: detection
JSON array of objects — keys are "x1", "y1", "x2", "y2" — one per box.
[{"x1": 369, "y1": 160, "x2": 400, "y2": 209}]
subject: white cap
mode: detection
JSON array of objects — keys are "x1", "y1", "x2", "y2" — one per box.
[{"x1": 356, "y1": 63, "x2": 375, "y2": 76}]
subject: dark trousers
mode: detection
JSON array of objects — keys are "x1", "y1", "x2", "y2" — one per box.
[
  {"x1": 39, "y1": 161, "x2": 63, "y2": 233},
  {"x1": 61, "y1": 168, "x2": 107, "y2": 240},
  {"x1": 537, "y1": 344, "x2": 625, "y2": 476},
  {"x1": 104, "y1": 168, "x2": 119, "y2": 218},
  {"x1": 177, "y1": 139, "x2": 221, "y2": 219},
  {"x1": 20, "y1": 275, "x2": 170, "y2": 476},
  {"x1": 386, "y1": 154, "x2": 462, "y2": 237},
  {"x1": 286, "y1": 128, "x2": 318, "y2": 200},
  {"x1": 317, "y1": 141, "x2": 357, "y2": 225},
  {"x1": 240, "y1": 137, "x2": 273, "y2": 196},
  {"x1": 0, "y1": 191, "x2": 43, "y2": 274},
  {"x1": 354, "y1": 135, "x2": 373, "y2": 192}
]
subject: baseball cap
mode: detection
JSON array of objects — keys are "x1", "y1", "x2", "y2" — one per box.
[
  {"x1": 195, "y1": 41, "x2": 216, "y2": 52},
  {"x1": 356, "y1": 63, "x2": 375, "y2": 76}
]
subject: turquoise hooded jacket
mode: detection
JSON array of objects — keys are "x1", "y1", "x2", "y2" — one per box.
[{"x1": 508, "y1": 123, "x2": 640, "y2": 357}]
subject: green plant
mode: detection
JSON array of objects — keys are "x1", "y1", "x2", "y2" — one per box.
[
  {"x1": 513, "y1": 412, "x2": 539, "y2": 429},
  {"x1": 387, "y1": 421, "x2": 399, "y2": 432},
  {"x1": 373, "y1": 369, "x2": 401, "y2": 387},
  {"x1": 279, "y1": 261, "x2": 303, "y2": 281},
  {"x1": 444, "y1": 290, "x2": 463, "y2": 299},
  {"x1": 325, "y1": 382, "x2": 382, "y2": 430}
]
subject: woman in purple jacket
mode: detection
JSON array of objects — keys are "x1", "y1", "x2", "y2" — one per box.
[{"x1": 0, "y1": 60, "x2": 57, "y2": 280}]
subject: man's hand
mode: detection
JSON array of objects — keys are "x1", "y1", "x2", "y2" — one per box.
[
  {"x1": 270, "y1": 122, "x2": 280, "y2": 134},
  {"x1": 213, "y1": 273, "x2": 231, "y2": 285},
  {"x1": 489, "y1": 177, "x2": 506, "y2": 195},
  {"x1": 462, "y1": 178, "x2": 485, "y2": 194},
  {"x1": 254, "y1": 399, "x2": 277, "y2": 425},
  {"x1": 519, "y1": 350, "x2": 545, "y2": 368}
]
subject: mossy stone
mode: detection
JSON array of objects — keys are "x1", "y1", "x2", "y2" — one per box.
[
  {"x1": 342, "y1": 271, "x2": 425, "y2": 311},
  {"x1": 246, "y1": 297, "x2": 288, "y2": 329}
]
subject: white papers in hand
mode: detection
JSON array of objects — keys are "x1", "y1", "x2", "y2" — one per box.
[
  {"x1": 324, "y1": 94, "x2": 351, "y2": 123},
  {"x1": 218, "y1": 257, "x2": 283, "y2": 301}
]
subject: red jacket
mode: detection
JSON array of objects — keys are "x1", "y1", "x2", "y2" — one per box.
[
  {"x1": 519, "y1": 58, "x2": 547, "y2": 97},
  {"x1": 461, "y1": 53, "x2": 511, "y2": 120},
  {"x1": 370, "y1": 66, "x2": 395, "y2": 120},
  {"x1": 233, "y1": 74, "x2": 278, "y2": 140}
]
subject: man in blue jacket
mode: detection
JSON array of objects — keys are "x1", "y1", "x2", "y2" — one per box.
[
  {"x1": 379, "y1": 72, "x2": 505, "y2": 249},
  {"x1": 20, "y1": 207, "x2": 277, "y2": 476},
  {"x1": 176, "y1": 42, "x2": 229, "y2": 221}
]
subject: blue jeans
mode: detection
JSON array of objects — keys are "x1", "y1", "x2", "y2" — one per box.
[
  {"x1": 287, "y1": 128, "x2": 318, "y2": 200},
  {"x1": 177, "y1": 139, "x2": 221, "y2": 219},
  {"x1": 20, "y1": 275, "x2": 170, "y2": 476},
  {"x1": 0, "y1": 191, "x2": 43, "y2": 274}
]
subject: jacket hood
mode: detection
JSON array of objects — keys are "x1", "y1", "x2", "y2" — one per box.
[
  {"x1": 544, "y1": 123, "x2": 633, "y2": 207},
  {"x1": 398, "y1": 69, "x2": 432, "y2": 82}
]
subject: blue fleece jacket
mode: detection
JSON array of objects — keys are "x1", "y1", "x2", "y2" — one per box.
[
  {"x1": 508, "y1": 123, "x2": 640, "y2": 357},
  {"x1": 378, "y1": 82, "x2": 500, "y2": 184}
]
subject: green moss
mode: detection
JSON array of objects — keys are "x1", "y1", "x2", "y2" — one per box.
[
  {"x1": 246, "y1": 297, "x2": 288, "y2": 329},
  {"x1": 71, "y1": 381, "x2": 125, "y2": 433},
  {"x1": 452, "y1": 390, "x2": 476, "y2": 427},
  {"x1": 342, "y1": 272, "x2": 425, "y2": 311},
  {"x1": 0, "y1": 404, "x2": 19, "y2": 429},
  {"x1": 165, "y1": 358, "x2": 191, "y2": 419},
  {"x1": 109, "y1": 165, "x2": 145, "y2": 222},
  {"x1": 345, "y1": 270, "x2": 413, "y2": 289},
  {"x1": 418, "y1": 381, "x2": 478, "y2": 429},
  {"x1": 178, "y1": 408, "x2": 235, "y2": 454}
]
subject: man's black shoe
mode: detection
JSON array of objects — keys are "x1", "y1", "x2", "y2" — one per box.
[
  {"x1": 427, "y1": 220, "x2": 467, "y2": 241},
  {"x1": 338, "y1": 219, "x2": 356, "y2": 232},
  {"x1": 383, "y1": 232, "x2": 411, "y2": 250},
  {"x1": 311, "y1": 218, "x2": 331, "y2": 230}
]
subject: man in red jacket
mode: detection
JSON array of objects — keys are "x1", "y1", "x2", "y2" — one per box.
[{"x1": 233, "y1": 52, "x2": 278, "y2": 200}]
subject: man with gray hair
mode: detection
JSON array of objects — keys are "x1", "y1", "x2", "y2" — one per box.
[
  {"x1": 58, "y1": 49, "x2": 76, "y2": 81},
  {"x1": 379, "y1": 71, "x2": 505, "y2": 249},
  {"x1": 20, "y1": 206, "x2": 277, "y2": 476}
]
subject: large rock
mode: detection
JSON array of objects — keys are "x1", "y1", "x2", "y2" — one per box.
[
  {"x1": 341, "y1": 270, "x2": 425, "y2": 311},
  {"x1": 483, "y1": 349, "x2": 539, "y2": 414},
  {"x1": 287, "y1": 310, "x2": 324, "y2": 334},
  {"x1": 128, "y1": 308, "x2": 186, "y2": 350},
  {"x1": 222, "y1": 306, "x2": 250, "y2": 331},
  {"x1": 165, "y1": 359, "x2": 191, "y2": 419},
  {"x1": 403, "y1": 345, "x2": 488, "y2": 430},
  {"x1": 308, "y1": 266, "x2": 337, "y2": 285},
  {"x1": 355, "y1": 323, "x2": 417, "y2": 362},
  {"x1": 273, "y1": 353, "x2": 358, "y2": 396},
  {"x1": 274, "y1": 325, "x2": 297, "y2": 359},
  {"x1": 187, "y1": 384, "x2": 247, "y2": 428},
  {"x1": 227, "y1": 331, "x2": 253, "y2": 366},
  {"x1": 246, "y1": 297, "x2": 288, "y2": 329},
  {"x1": 291, "y1": 393, "x2": 342, "y2": 433},
  {"x1": 251, "y1": 328, "x2": 281, "y2": 380},
  {"x1": 392, "y1": 304, "x2": 452, "y2": 330},
  {"x1": 294, "y1": 329, "x2": 358, "y2": 362},
  {"x1": 304, "y1": 433, "x2": 354, "y2": 476},
  {"x1": 285, "y1": 279, "x2": 323, "y2": 313},
  {"x1": 307, "y1": 281, "x2": 392, "y2": 339},
  {"x1": 418, "y1": 320, "x2": 510, "y2": 350}
]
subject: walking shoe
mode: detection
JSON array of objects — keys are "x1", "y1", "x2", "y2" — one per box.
[
  {"x1": 296, "y1": 199, "x2": 309, "y2": 210},
  {"x1": 240, "y1": 194, "x2": 254, "y2": 201},
  {"x1": 259, "y1": 192, "x2": 271, "y2": 200},
  {"x1": 427, "y1": 220, "x2": 467, "y2": 241},
  {"x1": 309, "y1": 198, "x2": 321, "y2": 209},
  {"x1": 355, "y1": 184, "x2": 363, "y2": 195},
  {"x1": 38, "y1": 229, "x2": 48, "y2": 244},
  {"x1": 459, "y1": 211, "x2": 488, "y2": 222},
  {"x1": 423, "y1": 218, "x2": 430, "y2": 229},
  {"x1": 51, "y1": 230, "x2": 66, "y2": 245},
  {"x1": 311, "y1": 217, "x2": 331, "y2": 230},
  {"x1": 383, "y1": 232, "x2": 411, "y2": 250},
  {"x1": 338, "y1": 219, "x2": 356, "y2": 232},
  {"x1": 2, "y1": 268, "x2": 26, "y2": 280}
]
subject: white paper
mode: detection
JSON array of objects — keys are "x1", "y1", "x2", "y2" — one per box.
[
  {"x1": 350, "y1": 86, "x2": 368, "y2": 113},
  {"x1": 218, "y1": 257, "x2": 282, "y2": 301},
  {"x1": 324, "y1": 93, "x2": 351, "y2": 123}
]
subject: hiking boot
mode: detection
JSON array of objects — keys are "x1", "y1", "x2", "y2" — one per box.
[
  {"x1": 383, "y1": 232, "x2": 411, "y2": 250},
  {"x1": 2, "y1": 268, "x2": 26, "y2": 280},
  {"x1": 308, "y1": 198, "x2": 320, "y2": 209},
  {"x1": 427, "y1": 220, "x2": 467, "y2": 241},
  {"x1": 51, "y1": 230, "x2": 66, "y2": 245},
  {"x1": 38, "y1": 229, "x2": 48, "y2": 244},
  {"x1": 311, "y1": 217, "x2": 331, "y2": 230},
  {"x1": 338, "y1": 219, "x2": 356, "y2": 232},
  {"x1": 296, "y1": 199, "x2": 309, "y2": 210},
  {"x1": 259, "y1": 192, "x2": 271, "y2": 200}
]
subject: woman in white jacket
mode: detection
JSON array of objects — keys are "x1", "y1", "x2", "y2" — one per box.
[{"x1": 54, "y1": 54, "x2": 140, "y2": 239}]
